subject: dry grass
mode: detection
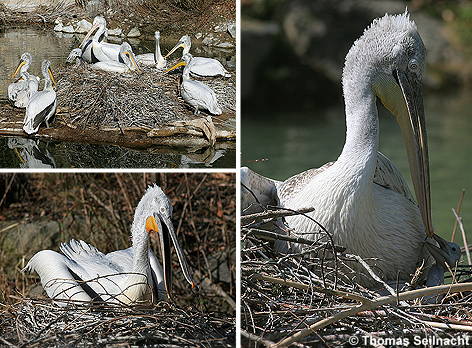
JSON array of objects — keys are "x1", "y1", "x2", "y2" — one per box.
[
  {"x1": 241, "y1": 205, "x2": 472, "y2": 347},
  {"x1": 0, "y1": 173, "x2": 235, "y2": 346}
]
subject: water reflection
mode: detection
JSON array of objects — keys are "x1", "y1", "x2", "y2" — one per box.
[
  {"x1": 242, "y1": 91, "x2": 472, "y2": 244},
  {"x1": 0, "y1": 26, "x2": 236, "y2": 168}
]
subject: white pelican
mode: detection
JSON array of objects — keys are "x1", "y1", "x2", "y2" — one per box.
[
  {"x1": 8, "y1": 52, "x2": 40, "y2": 108},
  {"x1": 80, "y1": 16, "x2": 123, "y2": 63},
  {"x1": 241, "y1": 12, "x2": 460, "y2": 287},
  {"x1": 66, "y1": 48, "x2": 83, "y2": 65},
  {"x1": 24, "y1": 185, "x2": 195, "y2": 306},
  {"x1": 23, "y1": 60, "x2": 57, "y2": 135},
  {"x1": 166, "y1": 56, "x2": 222, "y2": 115},
  {"x1": 91, "y1": 42, "x2": 141, "y2": 74},
  {"x1": 165, "y1": 35, "x2": 231, "y2": 78},
  {"x1": 136, "y1": 31, "x2": 166, "y2": 69}
]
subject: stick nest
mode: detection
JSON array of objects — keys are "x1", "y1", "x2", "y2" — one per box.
[
  {"x1": 241, "y1": 206, "x2": 472, "y2": 347},
  {"x1": 55, "y1": 63, "x2": 236, "y2": 129}
]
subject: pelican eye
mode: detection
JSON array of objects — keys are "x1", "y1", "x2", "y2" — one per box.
[
  {"x1": 160, "y1": 206, "x2": 166, "y2": 215},
  {"x1": 408, "y1": 59, "x2": 419, "y2": 73}
]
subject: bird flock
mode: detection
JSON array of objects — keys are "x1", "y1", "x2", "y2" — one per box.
[{"x1": 7, "y1": 15, "x2": 232, "y2": 136}]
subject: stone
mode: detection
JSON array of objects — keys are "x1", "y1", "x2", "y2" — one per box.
[
  {"x1": 54, "y1": 17, "x2": 62, "y2": 25},
  {"x1": 127, "y1": 27, "x2": 140, "y2": 37},
  {"x1": 62, "y1": 24, "x2": 75, "y2": 33},
  {"x1": 195, "y1": 32, "x2": 203, "y2": 40},
  {"x1": 75, "y1": 19, "x2": 92, "y2": 34},
  {"x1": 215, "y1": 42, "x2": 235, "y2": 49},
  {"x1": 202, "y1": 33, "x2": 216, "y2": 46},
  {"x1": 107, "y1": 28, "x2": 122, "y2": 36},
  {"x1": 227, "y1": 21, "x2": 236, "y2": 38},
  {"x1": 214, "y1": 23, "x2": 226, "y2": 32},
  {"x1": 53, "y1": 23, "x2": 63, "y2": 32}
]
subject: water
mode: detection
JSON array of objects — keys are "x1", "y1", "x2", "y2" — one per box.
[
  {"x1": 242, "y1": 90, "x2": 472, "y2": 246},
  {"x1": 0, "y1": 26, "x2": 236, "y2": 168}
]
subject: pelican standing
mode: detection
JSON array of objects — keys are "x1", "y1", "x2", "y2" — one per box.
[
  {"x1": 8, "y1": 53, "x2": 40, "y2": 108},
  {"x1": 165, "y1": 35, "x2": 231, "y2": 78},
  {"x1": 136, "y1": 31, "x2": 166, "y2": 69},
  {"x1": 91, "y1": 42, "x2": 141, "y2": 74},
  {"x1": 24, "y1": 185, "x2": 195, "y2": 306},
  {"x1": 242, "y1": 12, "x2": 460, "y2": 287},
  {"x1": 23, "y1": 60, "x2": 57, "y2": 135},
  {"x1": 166, "y1": 55, "x2": 222, "y2": 115}
]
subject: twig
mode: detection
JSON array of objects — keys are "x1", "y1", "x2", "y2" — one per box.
[
  {"x1": 241, "y1": 207, "x2": 315, "y2": 225},
  {"x1": 452, "y1": 208, "x2": 471, "y2": 266},
  {"x1": 451, "y1": 189, "x2": 465, "y2": 242}
]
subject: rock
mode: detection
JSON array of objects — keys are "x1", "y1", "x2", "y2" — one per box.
[
  {"x1": 202, "y1": 33, "x2": 216, "y2": 46},
  {"x1": 75, "y1": 19, "x2": 92, "y2": 34},
  {"x1": 127, "y1": 27, "x2": 140, "y2": 37},
  {"x1": 214, "y1": 23, "x2": 227, "y2": 33},
  {"x1": 108, "y1": 28, "x2": 122, "y2": 36},
  {"x1": 62, "y1": 24, "x2": 75, "y2": 33},
  {"x1": 215, "y1": 42, "x2": 235, "y2": 49},
  {"x1": 227, "y1": 21, "x2": 236, "y2": 38},
  {"x1": 53, "y1": 23, "x2": 63, "y2": 32},
  {"x1": 54, "y1": 17, "x2": 62, "y2": 25},
  {"x1": 195, "y1": 32, "x2": 203, "y2": 39}
]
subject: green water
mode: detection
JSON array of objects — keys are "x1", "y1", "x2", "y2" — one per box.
[{"x1": 242, "y1": 90, "x2": 472, "y2": 246}]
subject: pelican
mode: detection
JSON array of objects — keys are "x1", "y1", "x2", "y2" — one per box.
[
  {"x1": 166, "y1": 55, "x2": 222, "y2": 115},
  {"x1": 241, "y1": 12, "x2": 460, "y2": 288},
  {"x1": 165, "y1": 35, "x2": 231, "y2": 78},
  {"x1": 7, "y1": 137, "x2": 56, "y2": 168},
  {"x1": 136, "y1": 31, "x2": 166, "y2": 69},
  {"x1": 23, "y1": 60, "x2": 57, "y2": 135},
  {"x1": 66, "y1": 48, "x2": 83, "y2": 65},
  {"x1": 80, "y1": 16, "x2": 123, "y2": 63},
  {"x1": 24, "y1": 185, "x2": 195, "y2": 306},
  {"x1": 91, "y1": 42, "x2": 141, "y2": 74},
  {"x1": 8, "y1": 52, "x2": 40, "y2": 108}
]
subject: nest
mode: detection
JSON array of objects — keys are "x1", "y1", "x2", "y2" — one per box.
[
  {"x1": 241, "y1": 206, "x2": 472, "y2": 347},
  {"x1": 0, "y1": 299, "x2": 234, "y2": 347},
  {"x1": 55, "y1": 63, "x2": 236, "y2": 130}
]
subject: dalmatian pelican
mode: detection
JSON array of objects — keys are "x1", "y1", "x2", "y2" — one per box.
[
  {"x1": 165, "y1": 35, "x2": 231, "y2": 78},
  {"x1": 136, "y1": 31, "x2": 166, "y2": 69},
  {"x1": 241, "y1": 12, "x2": 461, "y2": 287},
  {"x1": 91, "y1": 42, "x2": 141, "y2": 74},
  {"x1": 166, "y1": 54, "x2": 222, "y2": 115},
  {"x1": 80, "y1": 16, "x2": 123, "y2": 63},
  {"x1": 23, "y1": 60, "x2": 56, "y2": 135},
  {"x1": 8, "y1": 52, "x2": 40, "y2": 108},
  {"x1": 24, "y1": 185, "x2": 195, "y2": 306}
]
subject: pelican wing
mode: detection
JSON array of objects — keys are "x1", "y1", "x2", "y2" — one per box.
[
  {"x1": 241, "y1": 167, "x2": 281, "y2": 213},
  {"x1": 136, "y1": 53, "x2": 155, "y2": 65},
  {"x1": 92, "y1": 61, "x2": 129, "y2": 73},
  {"x1": 189, "y1": 57, "x2": 230, "y2": 78},
  {"x1": 181, "y1": 80, "x2": 222, "y2": 115},
  {"x1": 24, "y1": 90, "x2": 56, "y2": 134}
]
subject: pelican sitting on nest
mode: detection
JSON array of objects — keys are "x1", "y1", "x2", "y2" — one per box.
[
  {"x1": 24, "y1": 185, "x2": 195, "y2": 306},
  {"x1": 166, "y1": 55, "x2": 222, "y2": 115},
  {"x1": 8, "y1": 52, "x2": 40, "y2": 108},
  {"x1": 23, "y1": 60, "x2": 57, "y2": 135},
  {"x1": 91, "y1": 42, "x2": 141, "y2": 73},
  {"x1": 165, "y1": 35, "x2": 231, "y2": 78},
  {"x1": 241, "y1": 12, "x2": 460, "y2": 288},
  {"x1": 66, "y1": 48, "x2": 83, "y2": 66},
  {"x1": 136, "y1": 31, "x2": 166, "y2": 69},
  {"x1": 80, "y1": 16, "x2": 121, "y2": 63}
]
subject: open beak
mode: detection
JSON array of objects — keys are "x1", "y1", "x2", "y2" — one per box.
[
  {"x1": 11, "y1": 60, "x2": 26, "y2": 78},
  {"x1": 425, "y1": 234, "x2": 460, "y2": 268},
  {"x1": 165, "y1": 61, "x2": 187, "y2": 73},
  {"x1": 148, "y1": 212, "x2": 195, "y2": 297},
  {"x1": 394, "y1": 69, "x2": 433, "y2": 237},
  {"x1": 164, "y1": 42, "x2": 185, "y2": 59},
  {"x1": 79, "y1": 23, "x2": 99, "y2": 49},
  {"x1": 48, "y1": 67, "x2": 56, "y2": 87},
  {"x1": 124, "y1": 51, "x2": 142, "y2": 73}
]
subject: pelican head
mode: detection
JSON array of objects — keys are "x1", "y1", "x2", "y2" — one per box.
[
  {"x1": 425, "y1": 234, "x2": 461, "y2": 269},
  {"x1": 343, "y1": 12, "x2": 432, "y2": 237},
  {"x1": 119, "y1": 42, "x2": 141, "y2": 72},
  {"x1": 11, "y1": 52, "x2": 33, "y2": 78},
  {"x1": 80, "y1": 15, "x2": 107, "y2": 49},
  {"x1": 133, "y1": 185, "x2": 195, "y2": 295},
  {"x1": 41, "y1": 60, "x2": 56, "y2": 89},
  {"x1": 165, "y1": 34, "x2": 191, "y2": 58}
]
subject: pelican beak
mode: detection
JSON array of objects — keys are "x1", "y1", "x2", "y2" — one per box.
[
  {"x1": 425, "y1": 233, "x2": 460, "y2": 268},
  {"x1": 164, "y1": 42, "x2": 185, "y2": 59},
  {"x1": 155, "y1": 212, "x2": 196, "y2": 297},
  {"x1": 11, "y1": 60, "x2": 26, "y2": 78},
  {"x1": 48, "y1": 67, "x2": 56, "y2": 87},
  {"x1": 125, "y1": 51, "x2": 142, "y2": 73},
  {"x1": 165, "y1": 61, "x2": 187, "y2": 73},
  {"x1": 373, "y1": 69, "x2": 433, "y2": 237},
  {"x1": 80, "y1": 23, "x2": 99, "y2": 49}
]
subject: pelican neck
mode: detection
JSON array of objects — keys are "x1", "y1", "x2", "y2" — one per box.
[{"x1": 131, "y1": 220, "x2": 151, "y2": 274}]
